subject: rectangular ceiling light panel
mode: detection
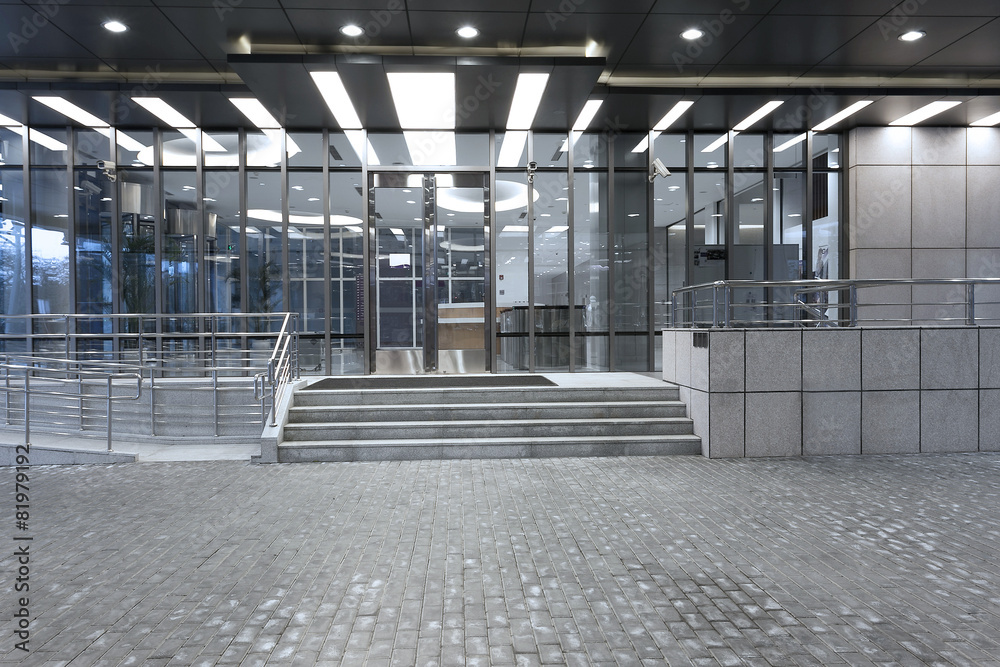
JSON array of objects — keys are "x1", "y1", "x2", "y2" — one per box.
[
  {"x1": 812, "y1": 100, "x2": 873, "y2": 132},
  {"x1": 310, "y1": 71, "x2": 363, "y2": 130},
  {"x1": 230, "y1": 97, "x2": 281, "y2": 129},
  {"x1": 387, "y1": 72, "x2": 456, "y2": 130},
  {"x1": 506, "y1": 72, "x2": 550, "y2": 130},
  {"x1": 33, "y1": 96, "x2": 108, "y2": 127},
  {"x1": 889, "y1": 100, "x2": 962, "y2": 126},
  {"x1": 733, "y1": 100, "x2": 784, "y2": 131}
]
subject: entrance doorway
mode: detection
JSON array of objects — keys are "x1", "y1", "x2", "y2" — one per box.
[{"x1": 370, "y1": 172, "x2": 490, "y2": 373}]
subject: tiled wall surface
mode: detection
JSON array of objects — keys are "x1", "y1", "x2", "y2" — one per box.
[
  {"x1": 663, "y1": 327, "x2": 1000, "y2": 458},
  {"x1": 848, "y1": 126, "x2": 1000, "y2": 323}
]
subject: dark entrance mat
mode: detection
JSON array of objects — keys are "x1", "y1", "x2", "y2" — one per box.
[{"x1": 303, "y1": 375, "x2": 557, "y2": 390}]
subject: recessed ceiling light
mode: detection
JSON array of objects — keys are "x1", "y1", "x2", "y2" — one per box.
[
  {"x1": 971, "y1": 110, "x2": 1000, "y2": 127},
  {"x1": 899, "y1": 30, "x2": 925, "y2": 42},
  {"x1": 506, "y1": 72, "x2": 550, "y2": 130},
  {"x1": 812, "y1": 100, "x2": 873, "y2": 132},
  {"x1": 310, "y1": 72, "x2": 363, "y2": 130},
  {"x1": 773, "y1": 133, "x2": 807, "y2": 153},
  {"x1": 889, "y1": 100, "x2": 962, "y2": 126},
  {"x1": 681, "y1": 28, "x2": 705, "y2": 40},
  {"x1": 340, "y1": 24, "x2": 364, "y2": 37},
  {"x1": 733, "y1": 100, "x2": 784, "y2": 131},
  {"x1": 457, "y1": 26, "x2": 479, "y2": 38},
  {"x1": 103, "y1": 20, "x2": 128, "y2": 33}
]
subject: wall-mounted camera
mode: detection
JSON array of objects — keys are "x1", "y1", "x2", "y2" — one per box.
[
  {"x1": 649, "y1": 157, "x2": 670, "y2": 182},
  {"x1": 98, "y1": 160, "x2": 117, "y2": 182},
  {"x1": 526, "y1": 160, "x2": 537, "y2": 184}
]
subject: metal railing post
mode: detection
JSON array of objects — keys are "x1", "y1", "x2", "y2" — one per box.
[
  {"x1": 712, "y1": 284, "x2": 720, "y2": 328},
  {"x1": 723, "y1": 283, "x2": 732, "y2": 328},
  {"x1": 967, "y1": 283, "x2": 976, "y2": 326},
  {"x1": 213, "y1": 368, "x2": 219, "y2": 437},
  {"x1": 107, "y1": 375, "x2": 114, "y2": 452},
  {"x1": 849, "y1": 285, "x2": 858, "y2": 327}
]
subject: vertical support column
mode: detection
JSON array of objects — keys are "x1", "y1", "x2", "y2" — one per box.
[
  {"x1": 684, "y1": 130, "x2": 695, "y2": 325},
  {"x1": 483, "y1": 162, "x2": 494, "y2": 372},
  {"x1": 364, "y1": 157, "x2": 375, "y2": 374},
  {"x1": 21, "y1": 125, "x2": 32, "y2": 355},
  {"x1": 764, "y1": 131, "x2": 775, "y2": 321},
  {"x1": 238, "y1": 129, "x2": 248, "y2": 365},
  {"x1": 423, "y1": 174, "x2": 438, "y2": 373},
  {"x1": 280, "y1": 130, "x2": 290, "y2": 329},
  {"x1": 607, "y1": 132, "x2": 616, "y2": 371},
  {"x1": 526, "y1": 133, "x2": 536, "y2": 373},
  {"x1": 567, "y1": 132, "x2": 576, "y2": 372},
  {"x1": 322, "y1": 130, "x2": 332, "y2": 375},
  {"x1": 646, "y1": 130, "x2": 656, "y2": 371}
]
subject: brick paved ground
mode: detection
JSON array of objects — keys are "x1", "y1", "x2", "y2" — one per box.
[{"x1": 2, "y1": 453, "x2": 1000, "y2": 666}]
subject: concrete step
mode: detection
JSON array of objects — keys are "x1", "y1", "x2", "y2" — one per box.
[
  {"x1": 281, "y1": 416, "x2": 695, "y2": 441},
  {"x1": 287, "y1": 400, "x2": 688, "y2": 423},
  {"x1": 292, "y1": 385, "x2": 681, "y2": 407},
  {"x1": 277, "y1": 434, "x2": 702, "y2": 462}
]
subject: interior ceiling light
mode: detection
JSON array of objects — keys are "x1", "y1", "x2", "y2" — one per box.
[
  {"x1": 898, "y1": 30, "x2": 926, "y2": 41},
  {"x1": 387, "y1": 72, "x2": 455, "y2": 129},
  {"x1": 33, "y1": 96, "x2": 146, "y2": 152},
  {"x1": 633, "y1": 101, "x2": 694, "y2": 153},
  {"x1": 774, "y1": 133, "x2": 807, "y2": 152},
  {"x1": 889, "y1": 100, "x2": 962, "y2": 126},
  {"x1": 733, "y1": 100, "x2": 784, "y2": 131},
  {"x1": 229, "y1": 98, "x2": 280, "y2": 129},
  {"x1": 971, "y1": 110, "x2": 1000, "y2": 127},
  {"x1": 310, "y1": 71, "x2": 363, "y2": 130},
  {"x1": 457, "y1": 26, "x2": 479, "y2": 38},
  {"x1": 340, "y1": 24, "x2": 364, "y2": 37},
  {"x1": 681, "y1": 28, "x2": 705, "y2": 40},
  {"x1": 572, "y1": 99, "x2": 603, "y2": 132},
  {"x1": 497, "y1": 130, "x2": 527, "y2": 167},
  {"x1": 103, "y1": 20, "x2": 128, "y2": 33},
  {"x1": 506, "y1": 72, "x2": 550, "y2": 130},
  {"x1": 131, "y1": 97, "x2": 225, "y2": 151},
  {"x1": 812, "y1": 100, "x2": 873, "y2": 132}
]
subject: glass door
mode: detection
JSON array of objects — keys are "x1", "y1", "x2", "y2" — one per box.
[{"x1": 371, "y1": 172, "x2": 489, "y2": 373}]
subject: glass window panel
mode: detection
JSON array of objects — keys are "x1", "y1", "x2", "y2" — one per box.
[
  {"x1": 614, "y1": 133, "x2": 649, "y2": 168},
  {"x1": 29, "y1": 128, "x2": 68, "y2": 166},
  {"x1": 117, "y1": 129, "x2": 153, "y2": 167},
  {"x1": 773, "y1": 133, "x2": 805, "y2": 168},
  {"x1": 31, "y1": 168, "x2": 70, "y2": 316},
  {"x1": 733, "y1": 133, "x2": 764, "y2": 168},
  {"x1": 533, "y1": 133, "x2": 568, "y2": 168},
  {"x1": 456, "y1": 133, "x2": 488, "y2": 165},
  {"x1": 0, "y1": 128, "x2": 24, "y2": 166},
  {"x1": 772, "y1": 172, "x2": 804, "y2": 278},
  {"x1": 202, "y1": 131, "x2": 240, "y2": 168},
  {"x1": 612, "y1": 170, "x2": 648, "y2": 370},
  {"x1": 654, "y1": 172, "x2": 686, "y2": 329},
  {"x1": 330, "y1": 172, "x2": 363, "y2": 336},
  {"x1": 204, "y1": 169, "x2": 240, "y2": 314},
  {"x1": 812, "y1": 133, "x2": 841, "y2": 169},
  {"x1": 329, "y1": 132, "x2": 362, "y2": 168},
  {"x1": 731, "y1": 173, "x2": 766, "y2": 323},
  {"x1": 811, "y1": 172, "x2": 840, "y2": 319},
  {"x1": 495, "y1": 172, "x2": 529, "y2": 372},
  {"x1": 246, "y1": 170, "x2": 283, "y2": 318},
  {"x1": 572, "y1": 133, "x2": 607, "y2": 168},
  {"x1": 496, "y1": 131, "x2": 528, "y2": 168},
  {"x1": 74, "y1": 169, "x2": 113, "y2": 315},
  {"x1": 533, "y1": 171, "x2": 569, "y2": 369},
  {"x1": 246, "y1": 130, "x2": 282, "y2": 168},
  {"x1": 574, "y1": 170, "x2": 609, "y2": 372},
  {"x1": 288, "y1": 132, "x2": 323, "y2": 167},
  {"x1": 118, "y1": 170, "x2": 156, "y2": 320},
  {"x1": 288, "y1": 172, "x2": 325, "y2": 333},
  {"x1": 0, "y1": 169, "x2": 28, "y2": 324},
  {"x1": 693, "y1": 133, "x2": 728, "y2": 168},
  {"x1": 74, "y1": 129, "x2": 112, "y2": 165},
  {"x1": 692, "y1": 172, "x2": 727, "y2": 285},
  {"x1": 160, "y1": 130, "x2": 196, "y2": 168},
  {"x1": 653, "y1": 133, "x2": 686, "y2": 169},
  {"x1": 162, "y1": 170, "x2": 198, "y2": 314}
]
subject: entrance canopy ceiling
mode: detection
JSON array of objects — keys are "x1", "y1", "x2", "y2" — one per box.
[{"x1": 2, "y1": 0, "x2": 1000, "y2": 134}]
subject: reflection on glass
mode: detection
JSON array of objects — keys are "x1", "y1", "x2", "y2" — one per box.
[
  {"x1": 0, "y1": 128, "x2": 25, "y2": 166},
  {"x1": 533, "y1": 133, "x2": 568, "y2": 168},
  {"x1": 532, "y1": 171, "x2": 568, "y2": 370},
  {"x1": 654, "y1": 173, "x2": 686, "y2": 330},
  {"x1": 329, "y1": 172, "x2": 364, "y2": 345},
  {"x1": 572, "y1": 132, "x2": 607, "y2": 168},
  {"x1": 30, "y1": 169, "x2": 70, "y2": 316},
  {"x1": 75, "y1": 129, "x2": 112, "y2": 165},
  {"x1": 75, "y1": 169, "x2": 113, "y2": 315},
  {"x1": 575, "y1": 170, "x2": 609, "y2": 371},
  {"x1": 118, "y1": 170, "x2": 156, "y2": 326},
  {"x1": 653, "y1": 134, "x2": 686, "y2": 168},
  {"x1": 0, "y1": 169, "x2": 28, "y2": 328},
  {"x1": 288, "y1": 172, "x2": 325, "y2": 334},
  {"x1": 246, "y1": 171, "x2": 283, "y2": 326},
  {"x1": 733, "y1": 134, "x2": 764, "y2": 168},
  {"x1": 162, "y1": 171, "x2": 198, "y2": 315},
  {"x1": 694, "y1": 133, "x2": 728, "y2": 169},
  {"x1": 495, "y1": 172, "x2": 529, "y2": 371},
  {"x1": 613, "y1": 170, "x2": 648, "y2": 371},
  {"x1": 204, "y1": 169, "x2": 240, "y2": 315}
]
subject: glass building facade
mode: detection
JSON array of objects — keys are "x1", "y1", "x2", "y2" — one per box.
[{"x1": 0, "y1": 126, "x2": 842, "y2": 374}]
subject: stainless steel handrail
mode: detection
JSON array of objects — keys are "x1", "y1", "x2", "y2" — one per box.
[
  {"x1": 671, "y1": 278, "x2": 1000, "y2": 328},
  {"x1": 260, "y1": 313, "x2": 300, "y2": 428}
]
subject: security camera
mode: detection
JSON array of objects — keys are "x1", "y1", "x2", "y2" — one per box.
[
  {"x1": 526, "y1": 161, "x2": 538, "y2": 183},
  {"x1": 649, "y1": 157, "x2": 670, "y2": 182},
  {"x1": 97, "y1": 160, "x2": 115, "y2": 171}
]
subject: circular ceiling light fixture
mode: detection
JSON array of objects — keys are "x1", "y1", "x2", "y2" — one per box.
[
  {"x1": 681, "y1": 28, "x2": 705, "y2": 40},
  {"x1": 457, "y1": 26, "x2": 479, "y2": 39},
  {"x1": 103, "y1": 20, "x2": 128, "y2": 33},
  {"x1": 898, "y1": 30, "x2": 926, "y2": 41},
  {"x1": 340, "y1": 24, "x2": 364, "y2": 37}
]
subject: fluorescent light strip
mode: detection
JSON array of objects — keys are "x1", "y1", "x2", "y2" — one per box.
[
  {"x1": 310, "y1": 71, "x2": 362, "y2": 129},
  {"x1": 0, "y1": 113, "x2": 21, "y2": 126},
  {"x1": 28, "y1": 128, "x2": 68, "y2": 152},
  {"x1": 33, "y1": 96, "x2": 108, "y2": 127},
  {"x1": 733, "y1": 100, "x2": 784, "y2": 131},
  {"x1": 497, "y1": 130, "x2": 528, "y2": 167},
  {"x1": 971, "y1": 110, "x2": 1000, "y2": 127},
  {"x1": 387, "y1": 72, "x2": 456, "y2": 129},
  {"x1": 773, "y1": 133, "x2": 807, "y2": 153},
  {"x1": 132, "y1": 97, "x2": 196, "y2": 128},
  {"x1": 812, "y1": 100, "x2": 873, "y2": 132},
  {"x1": 506, "y1": 72, "x2": 550, "y2": 130},
  {"x1": 701, "y1": 132, "x2": 734, "y2": 153},
  {"x1": 634, "y1": 101, "x2": 696, "y2": 153},
  {"x1": 572, "y1": 99, "x2": 603, "y2": 131},
  {"x1": 229, "y1": 97, "x2": 280, "y2": 129},
  {"x1": 889, "y1": 100, "x2": 962, "y2": 126},
  {"x1": 97, "y1": 127, "x2": 146, "y2": 153}
]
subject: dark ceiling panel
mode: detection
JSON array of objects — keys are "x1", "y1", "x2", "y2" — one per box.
[
  {"x1": 44, "y1": 6, "x2": 205, "y2": 62},
  {"x1": 285, "y1": 8, "x2": 412, "y2": 48},
  {"x1": 913, "y1": 18, "x2": 1000, "y2": 68},
  {"x1": 718, "y1": 14, "x2": 878, "y2": 69},
  {"x1": 650, "y1": 0, "x2": 778, "y2": 13},
  {"x1": 522, "y1": 13, "x2": 647, "y2": 70},
  {"x1": 454, "y1": 62, "x2": 520, "y2": 129},
  {"x1": 816, "y1": 16, "x2": 995, "y2": 70},
  {"x1": 231, "y1": 58, "x2": 330, "y2": 127},
  {"x1": 407, "y1": 11, "x2": 527, "y2": 50},
  {"x1": 529, "y1": 0, "x2": 655, "y2": 12},
  {"x1": 616, "y1": 12, "x2": 763, "y2": 70},
  {"x1": 160, "y1": 7, "x2": 298, "y2": 64},
  {"x1": 406, "y1": 0, "x2": 531, "y2": 10},
  {"x1": 531, "y1": 60, "x2": 606, "y2": 131},
  {"x1": 769, "y1": 0, "x2": 900, "y2": 14},
  {"x1": 902, "y1": 0, "x2": 1000, "y2": 15},
  {"x1": 0, "y1": 5, "x2": 95, "y2": 60}
]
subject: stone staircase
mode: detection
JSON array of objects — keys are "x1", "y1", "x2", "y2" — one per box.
[{"x1": 276, "y1": 378, "x2": 701, "y2": 462}]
